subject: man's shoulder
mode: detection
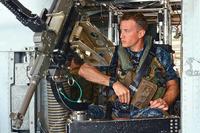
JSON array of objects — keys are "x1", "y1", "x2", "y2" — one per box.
[
  {"x1": 152, "y1": 44, "x2": 175, "y2": 69},
  {"x1": 153, "y1": 44, "x2": 174, "y2": 54}
]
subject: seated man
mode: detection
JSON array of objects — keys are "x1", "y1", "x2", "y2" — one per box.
[{"x1": 78, "y1": 12, "x2": 179, "y2": 118}]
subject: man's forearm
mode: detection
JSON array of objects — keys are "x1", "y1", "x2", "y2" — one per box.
[
  {"x1": 150, "y1": 79, "x2": 179, "y2": 110},
  {"x1": 163, "y1": 79, "x2": 179, "y2": 106},
  {"x1": 78, "y1": 63, "x2": 131, "y2": 103},
  {"x1": 78, "y1": 63, "x2": 110, "y2": 86}
]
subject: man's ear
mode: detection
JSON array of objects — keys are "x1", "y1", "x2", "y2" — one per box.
[{"x1": 138, "y1": 29, "x2": 146, "y2": 39}]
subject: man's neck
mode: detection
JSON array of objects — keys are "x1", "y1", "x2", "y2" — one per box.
[{"x1": 129, "y1": 39, "x2": 144, "y2": 52}]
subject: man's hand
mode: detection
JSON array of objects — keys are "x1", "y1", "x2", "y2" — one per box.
[
  {"x1": 150, "y1": 79, "x2": 179, "y2": 111},
  {"x1": 150, "y1": 98, "x2": 169, "y2": 111},
  {"x1": 112, "y1": 81, "x2": 130, "y2": 104},
  {"x1": 78, "y1": 63, "x2": 131, "y2": 104}
]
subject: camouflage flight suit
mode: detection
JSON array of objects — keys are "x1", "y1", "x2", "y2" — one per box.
[
  {"x1": 87, "y1": 38, "x2": 178, "y2": 119},
  {"x1": 111, "y1": 41, "x2": 178, "y2": 118}
]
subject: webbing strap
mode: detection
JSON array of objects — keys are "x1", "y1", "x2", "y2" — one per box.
[{"x1": 129, "y1": 36, "x2": 156, "y2": 93}]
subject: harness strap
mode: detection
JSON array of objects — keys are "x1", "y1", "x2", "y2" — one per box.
[
  {"x1": 109, "y1": 36, "x2": 156, "y2": 93},
  {"x1": 128, "y1": 36, "x2": 156, "y2": 93}
]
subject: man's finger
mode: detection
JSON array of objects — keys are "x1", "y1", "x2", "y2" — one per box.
[
  {"x1": 119, "y1": 94, "x2": 125, "y2": 103},
  {"x1": 150, "y1": 100, "x2": 159, "y2": 107},
  {"x1": 127, "y1": 91, "x2": 130, "y2": 104}
]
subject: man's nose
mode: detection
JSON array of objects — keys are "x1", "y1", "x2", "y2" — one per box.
[{"x1": 120, "y1": 32, "x2": 124, "y2": 39}]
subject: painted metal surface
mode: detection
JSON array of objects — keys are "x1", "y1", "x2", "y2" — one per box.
[
  {"x1": 0, "y1": 52, "x2": 13, "y2": 133},
  {"x1": 182, "y1": 0, "x2": 200, "y2": 132},
  {"x1": 68, "y1": 116, "x2": 180, "y2": 133}
]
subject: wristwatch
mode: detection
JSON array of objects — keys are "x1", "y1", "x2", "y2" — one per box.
[{"x1": 109, "y1": 76, "x2": 117, "y2": 88}]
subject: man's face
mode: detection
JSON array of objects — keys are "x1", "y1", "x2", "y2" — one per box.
[{"x1": 120, "y1": 19, "x2": 143, "y2": 48}]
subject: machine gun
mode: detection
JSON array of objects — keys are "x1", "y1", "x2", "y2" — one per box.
[
  {"x1": 0, "y1": 0, "x2": 85, "y2": 129},
  {"x1": 1, "y1": 0, "x2": 115, "y2": 129}
]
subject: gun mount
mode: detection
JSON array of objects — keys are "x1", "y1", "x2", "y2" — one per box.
[{"x1": 69, "y1": 21, "x2": 114, "y2": 66}]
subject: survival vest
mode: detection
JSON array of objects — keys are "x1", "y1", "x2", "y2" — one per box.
[{"x1": 109, "y1": 36, "x2": 172, "y2": 109}]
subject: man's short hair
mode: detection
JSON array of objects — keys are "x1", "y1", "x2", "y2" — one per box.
[{"x1": 120, "y1": 12, "x2": 148, "y2": 31}]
